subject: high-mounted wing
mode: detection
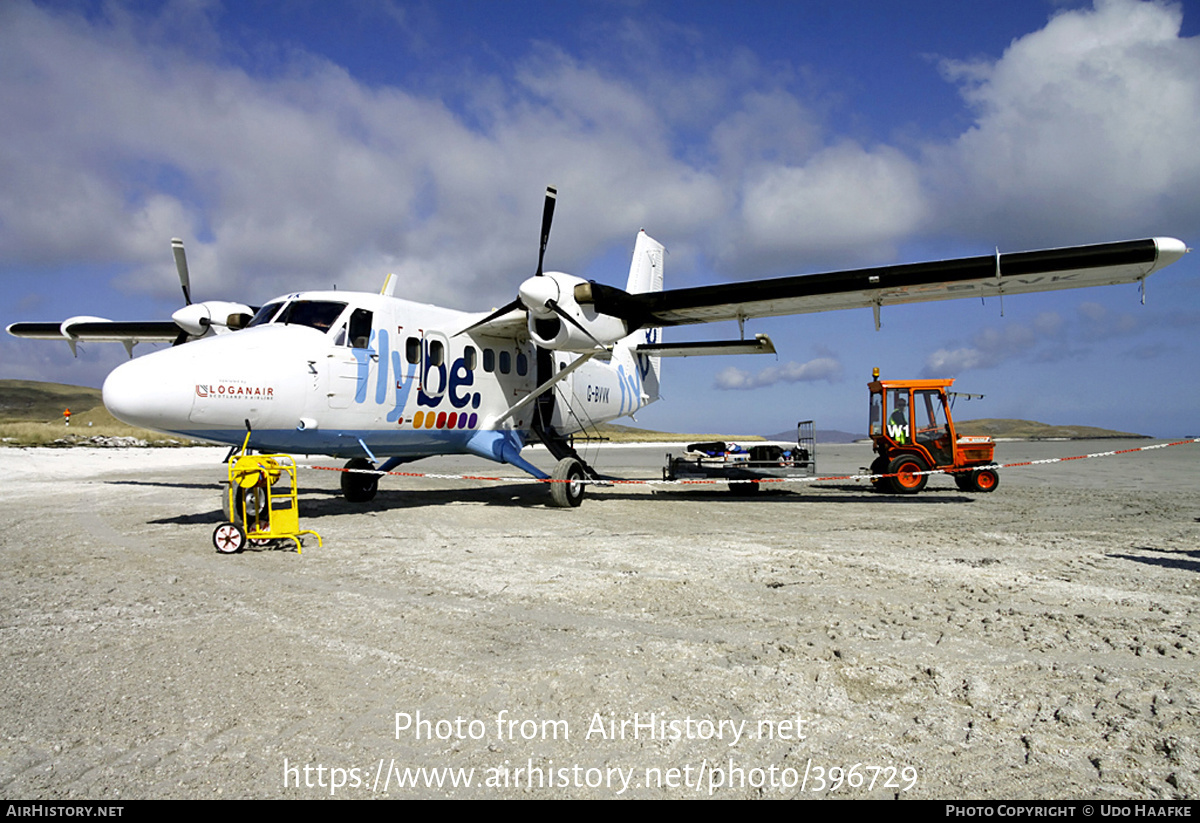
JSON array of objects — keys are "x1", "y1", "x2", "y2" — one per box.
[
  {"x1": 579, "y1": 237, "x2": 1188, "y2": 329},
  {"x1": 7, "y1": 320, "x2": 182, "y2": 343}
]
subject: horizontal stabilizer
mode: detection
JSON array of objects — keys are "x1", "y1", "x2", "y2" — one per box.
[{"x1": 635, "y1": 334, "x2": 776, "y2": 357}]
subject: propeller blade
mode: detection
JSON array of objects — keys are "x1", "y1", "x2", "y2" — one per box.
[
  {"x1": 455, "y1": 297, "x2": 525, "y2": 337},
  {"x1": 536, "y1": 186, "x2": 557, "y2": 277},
  {"x1": 547, "y1": 299, "x2": 609, "y2": 351},
  {"x1": 171, "y1": 238, "x2": 192, "y2": 305}
]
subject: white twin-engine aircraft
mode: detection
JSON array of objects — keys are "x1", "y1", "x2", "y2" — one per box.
[{"x1": 8, "y1": 187, "x2": 1188, "y2": 506}]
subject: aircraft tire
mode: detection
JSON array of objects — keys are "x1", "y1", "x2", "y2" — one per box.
[
  {"x1": 342, "y1": 457, "x2": 379, "y2": 503},
  {"x1": 887, "y1": 455, "x2": 929, "y2": 494},
  {"x1": 549, "y1": 458, "x2": 585, "y2": 508},
  {"x1": 213, "y1": 523, "x2": 246, "y2": 554},
  {"x1": 971, "y1": 468, "x2": 999, "y2": 493}
]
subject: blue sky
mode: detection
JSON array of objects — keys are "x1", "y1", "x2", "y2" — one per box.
[{"x1": 2, "y1": 0, "x2": 1198, "y2": 436}]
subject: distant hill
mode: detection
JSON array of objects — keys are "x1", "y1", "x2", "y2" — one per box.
[
  {"x1": 0, "y1": 380, "x2": 106, "y2": 421},
  {"x1": 0, "y1": 380, "x2": 188, "y2": 446},
  {"x1": 765, "y1": 418, "x2": 1150, "y2": 442},
  {"x1": 953, "y1": 418, "x2": 1148, "y2": 440}
]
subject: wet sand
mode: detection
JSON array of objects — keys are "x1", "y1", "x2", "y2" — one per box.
[{"x1": 0, "y1": 440, "x2": 1196, "y2": 799}]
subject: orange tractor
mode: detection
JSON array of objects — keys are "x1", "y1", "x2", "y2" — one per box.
[{"x1": 868, "y1": 368, "x2": 999, "y2": 494}]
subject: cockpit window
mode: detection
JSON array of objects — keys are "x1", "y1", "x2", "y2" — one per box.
[
  {"x1": 274, "y1": 300, "x2": 348, "y2": 332},
  {"x1": 247, "y1": 302, "x2": 285, "y2": 327}
]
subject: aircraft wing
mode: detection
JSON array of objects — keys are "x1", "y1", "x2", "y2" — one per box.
[
  {"x1": 7, "y1": 320, "x2": 183, "y2": 344},
  {"x1": 585, "y1": 237, "x2": 1188, "y2": 328}
]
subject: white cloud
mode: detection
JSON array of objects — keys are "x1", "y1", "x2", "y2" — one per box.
[
  {"x1": 1, "y1": 0, "x2": 1196, "y2": 323},
  {"x1": 928, "y1": 0, "x2": 1200, "y2": 244},
  {"x1": 715, "y1": 353, "x2": 842, "y2": 390},
  {"x1": 719, "y1": 141, "x2": 928, "y2": 275},
  {"x1": 0, "y1": 2, "x2": 728, "y2": 309}
]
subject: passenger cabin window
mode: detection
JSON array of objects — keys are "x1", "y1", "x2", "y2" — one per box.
[
  {"x1": 406, "y1": 337, "x2": 421, "y2": 364},
  {"x1": 516, "y1": 352, "x2": 528, "y2": 376},
  {"x1": 464, "y1": 346, "x2": 477, "y2": 370},
  {"x1": 499, "y1": 351, "x2": 511, "y2": 374},
  {"x1": 427, "y1": 339, "x2": 444, "y2": 367},
  {"x1": 483, "y1": 348, "x2": 495, "y2": 373}
]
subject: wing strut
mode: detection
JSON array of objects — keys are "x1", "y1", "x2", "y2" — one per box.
[{"x1": 493, "y1": 353, "x2": 598, "y2": 426}]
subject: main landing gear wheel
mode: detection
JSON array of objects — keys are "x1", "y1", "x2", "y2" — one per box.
[
  {"x1": 887, "y1": 455, "x2": 929, "y2": 494},
  {"x1": 341, "y1": 457, "x2": 379, "y2": 503},
  {"x1": 549, "y1": 457, "x2": 585, "y2": 508},
  {"x1": 213, "y1": 523, "x2": 246, "y2": 554}
]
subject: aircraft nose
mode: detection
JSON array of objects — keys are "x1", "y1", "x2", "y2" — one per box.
[{"x1": 103, "y1": 353, "x2": 191, "y2": 431}]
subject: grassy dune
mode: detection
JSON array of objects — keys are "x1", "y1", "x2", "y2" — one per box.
[
  {"x1": 954, "y1": 418, "x2": 1147, "y2": 440},
  {"x1": 0, "y1": 380, "x2": 196, "y2": 447}
]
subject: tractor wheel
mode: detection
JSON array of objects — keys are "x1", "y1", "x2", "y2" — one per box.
[
  {"x1": 887, "y1": 455, "x2": 929, "y2": 494},
  {"x1": 341, "y1": 457, "x2": 379, "y2": 503},
  {"x1": 971, "y1": 468, "x2": 999, "y2": 493},
  {"x1": 549, "y1": 458, "x2": 585, "y2": 508}
]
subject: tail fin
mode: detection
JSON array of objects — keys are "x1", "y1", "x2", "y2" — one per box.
[
  {"x1": 618, "y1": 230, "x2": 664, "y2": 407},
  {"x1": 625, "y1": 230, "x2": 664, "y2": 294}
]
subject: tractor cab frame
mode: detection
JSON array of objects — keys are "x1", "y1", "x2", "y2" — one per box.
[{"x1": 868, "y1": 370, "x2": 998, "y2": 494}]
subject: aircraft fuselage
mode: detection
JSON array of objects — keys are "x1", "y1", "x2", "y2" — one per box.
[{"x1": 101, "y1": 288, "x2": 653, "y2": 468}]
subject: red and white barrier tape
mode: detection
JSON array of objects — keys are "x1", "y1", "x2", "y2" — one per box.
[{"x1": 308, "y1": 438, "x2": 1199, "y2": 488}]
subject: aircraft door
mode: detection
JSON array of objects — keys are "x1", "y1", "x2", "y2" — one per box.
[
  {"x1": 326, "y1": 308, "x2": 376, "y2": 411},
  {"x1": 914, "y1": 389, "x2": 952, "y2": 465},
  {"x1": 418, "y1": 331, "x2": 449, "y2": 404}
]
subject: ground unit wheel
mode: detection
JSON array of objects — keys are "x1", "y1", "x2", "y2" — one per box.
[
  {"x1": 728, "y1": 479, "x2": 760, "y2": 495},
  {"x1": 549, "y1": 458, "x2": 585, "y2": 508},
  {"x1": 213, "y1": 523, "x2": 246, "y2": 554},
  {"x1": 954, "y1": 472, "x2": 974, "y2": 491},
  {"x1": 869, "y1": 456, "x2": 889, "y2": 490},
  {"x1": 887, "y1": 455, "x2": 928, "y2": 494},
  {"x1": 341, "y1": 457, "x2": 379, "y2": 502},
  {"x1": 222, "y1": 484, "x2": 267, "y2": 526},
  {"x1": 971, "y1": 468, "x2": 999, "y2": 493}
]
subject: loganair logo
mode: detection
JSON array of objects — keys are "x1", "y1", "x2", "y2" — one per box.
[{"x1": 195, "y1": 383, "x2": 275, "y2": 400}]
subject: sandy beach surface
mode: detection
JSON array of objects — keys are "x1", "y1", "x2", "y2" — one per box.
[{"x1": 0, "y1": 439, "x2": 1196, "y2": 799}]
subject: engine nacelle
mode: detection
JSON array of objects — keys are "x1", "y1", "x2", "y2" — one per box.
[
  {"x1": 172, "y1": 301, "x2": 255, "y2": 337},
  {"x1": 519, "y1": 272, "x2": 629, "y2": 352}
]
